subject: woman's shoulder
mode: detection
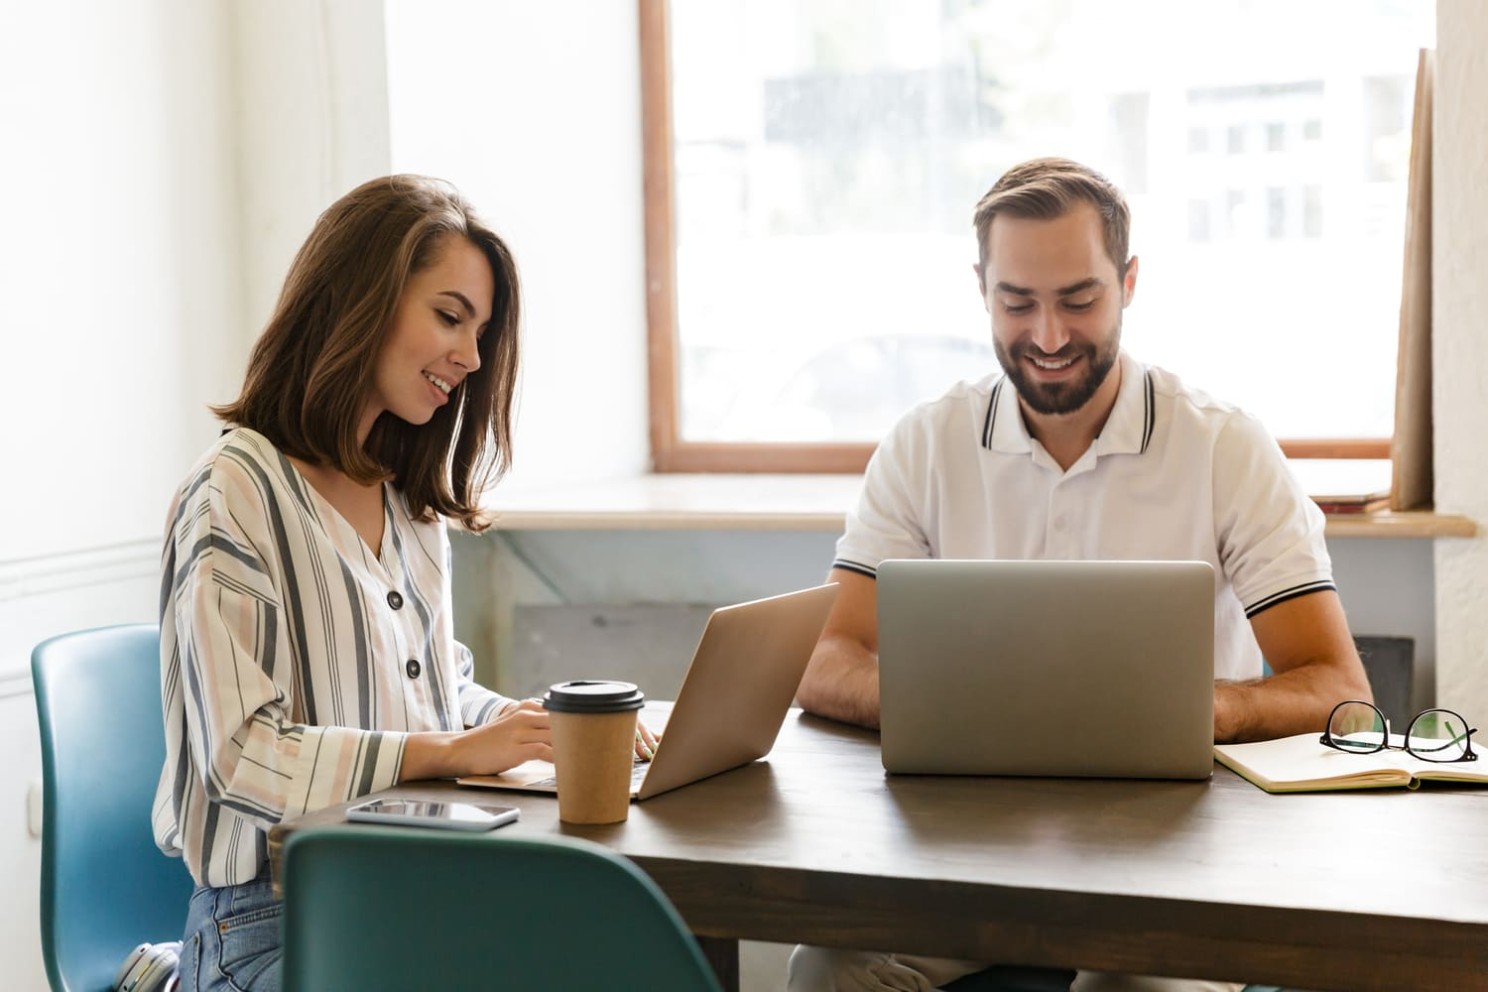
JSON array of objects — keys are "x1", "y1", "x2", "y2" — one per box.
[
  {"x1": 174, "y1": 427, "x2": 293, "y2": 510},
  {"x1": 164, "y1": 429, "x2": 297, "y2": 589}
]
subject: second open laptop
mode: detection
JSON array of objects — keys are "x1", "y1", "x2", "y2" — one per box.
[
  {"x1": 877, "y1": 559, "x2": 1215, "y2": 781},
  {"x1": 458, "y1": 582, "x2": 839, "y2": 801}
]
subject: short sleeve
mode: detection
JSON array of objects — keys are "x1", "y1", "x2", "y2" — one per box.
[
  {"x1": 1210, "y1": 412, "x2": 1335, "y2": 617},
  {"x1": 833, "y1": 412, "x2": 935, "y2": 577}
]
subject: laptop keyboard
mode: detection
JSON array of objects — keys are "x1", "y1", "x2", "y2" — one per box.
[{"x1": 527, "y1": 755, "x2": 650, "y2": 789}]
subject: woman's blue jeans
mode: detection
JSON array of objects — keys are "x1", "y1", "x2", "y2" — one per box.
[{"x1": 179, "y1": 871, "x2": 283, "y2": 992}]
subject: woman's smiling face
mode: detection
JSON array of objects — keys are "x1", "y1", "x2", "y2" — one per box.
[{"x1": 362, "y1": 234, "x2": 494, "y2": 442}]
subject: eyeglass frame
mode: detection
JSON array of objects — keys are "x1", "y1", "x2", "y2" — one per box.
[{"x1": 1319, "y1": 699, "x2": 1478, "y2": 763}]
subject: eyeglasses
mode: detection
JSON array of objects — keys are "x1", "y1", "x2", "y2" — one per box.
[{"x1": 1319, "y1": 700, "x2": 1478, "y2": 763}]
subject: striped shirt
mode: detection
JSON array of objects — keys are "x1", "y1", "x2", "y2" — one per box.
[
  {"x1": 834, "y1": 352, "x2": 1335, "y2": 681},
  {"x1": 153, "y1": 427, "x2": 513, "y2": 886}
]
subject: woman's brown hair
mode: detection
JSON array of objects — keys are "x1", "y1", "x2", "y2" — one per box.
[{"x1": 214, "y1": 174, "x2": 520, "y2": 531}]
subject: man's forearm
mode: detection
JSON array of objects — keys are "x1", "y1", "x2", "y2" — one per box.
[
  {"x1": 796, "y1": 636, "x2": 882, "y2": 729},
  {"x1": 1229, "y1": 590, "x2": 1373, "y2": 743},
  {"x1": 1215, "y1": 663, "x2": 1372, "y2": 743}
]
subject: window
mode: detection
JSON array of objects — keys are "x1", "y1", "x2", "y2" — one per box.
[{"x1": 641, "y1": 0, "x2": 1435, "y2": 472}]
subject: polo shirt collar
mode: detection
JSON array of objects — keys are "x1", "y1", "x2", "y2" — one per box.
[{"x1": 981, "y1": 351, "x2": 1154, "y2": 457}]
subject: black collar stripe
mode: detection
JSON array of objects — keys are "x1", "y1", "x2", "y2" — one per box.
[
  {"x1": 981, "y1": 379, "x2": 1002, "y2": 450},
  {"x1": 1141, "y1": 369, "x2": 1155, "y2": 453},
  {"x1": 981, "y1": 367, "x2": 1154, "y2": 454},
  {"x1": 976, "y1": 368, "x2": 1148, "y2": 455}
]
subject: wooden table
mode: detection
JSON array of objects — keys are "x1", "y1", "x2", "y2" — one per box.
[{"x1": 269, "y1": 709, "x2": 1488, "y2": 992}]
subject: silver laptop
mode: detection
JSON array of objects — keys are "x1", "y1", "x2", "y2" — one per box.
[
  {"x1": 459, "y1": 582, "x2": 839, "y2": 800},
  {"x1": 877, "y1": 559, "x2": 1214, "y2": 780}
]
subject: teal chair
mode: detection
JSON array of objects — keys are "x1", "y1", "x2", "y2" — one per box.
[
  {"x1": 282, "y1": 825, "x2": 723, "y2": 991},
  {"x1": 32, "y1": 623, "x2": 193, "y2": 991}
]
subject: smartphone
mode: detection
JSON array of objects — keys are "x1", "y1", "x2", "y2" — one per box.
[{"x1": 346, "y1": 798, "x2": 520, "y2": 831}]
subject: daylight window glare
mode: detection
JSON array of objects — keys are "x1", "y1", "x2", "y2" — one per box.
[{"x1": 668, "y1": 0, "x2": 1436, "y2": 444}]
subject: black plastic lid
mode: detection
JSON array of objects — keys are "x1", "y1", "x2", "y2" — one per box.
[{"x1": 543, "y1": 680, "x2": 646, "y2": 714}]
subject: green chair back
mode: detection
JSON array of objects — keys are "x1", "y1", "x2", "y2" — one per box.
[
  {"x1": 282, "y1": 825, "x2": 723, "y2": 991},
  {"x1": 32, "y1": 623, "x2": 193, "y2": 992}
]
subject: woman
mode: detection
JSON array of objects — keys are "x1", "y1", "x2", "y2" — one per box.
[{"x1": 153, "y1": 175, "x2": 657, "y2": 992}]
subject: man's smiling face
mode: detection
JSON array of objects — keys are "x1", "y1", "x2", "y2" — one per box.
[{"x1": 977, "y1": 202, "x2": 1136, "y2": 417}]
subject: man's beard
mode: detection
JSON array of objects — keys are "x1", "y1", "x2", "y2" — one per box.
[{"x1": 994, "y1": 319, "x2": 1121, "y2": 416}]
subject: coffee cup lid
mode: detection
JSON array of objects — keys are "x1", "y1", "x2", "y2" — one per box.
[{"x1": 543, "y1": 680, "x2": 646, "y2": 714}]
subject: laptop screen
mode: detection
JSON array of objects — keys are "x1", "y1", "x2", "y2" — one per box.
[{"x1": 877, "y1": 559, "x2": 1214, "y2": 780}]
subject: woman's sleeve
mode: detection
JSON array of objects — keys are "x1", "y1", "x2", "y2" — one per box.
[
  {"x1": 170, "y1": 461, "x2": 408, "y2": 829},
  {"x1": 456, "y1": 639, "x2": 518, "y2": 726},
  {"x1": 432, "y1": 523, "x2": 518, "y2": 727}
]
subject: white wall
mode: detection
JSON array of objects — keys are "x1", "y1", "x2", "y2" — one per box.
[
  {"x1": 0, "y1": 2, "x2": 244, "y2": 986},
  {"x1": 1433, "y1": 0, "x2": 1488, "y2": 721},
  {"x1": 0, "y1": 1, "x2": 243, "y2": 564},
  {"x1": 0, "y1": 1, "x2": 391, "y2": 985},
  {"x1": 230, "y1": 0, "x2": 394, "y2": 333}
]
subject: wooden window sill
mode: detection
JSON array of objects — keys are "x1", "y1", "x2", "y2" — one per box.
[{"x1": 480, "y1": 475, "x2": 1476, "y2": 538}]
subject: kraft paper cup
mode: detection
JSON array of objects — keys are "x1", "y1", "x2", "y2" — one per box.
[{"x1": 544, "y1": 680, "x2": 645, "y2": 825}]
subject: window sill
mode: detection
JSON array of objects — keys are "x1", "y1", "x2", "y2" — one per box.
[
  {"x1": 484, "y1": 475, "x2": 1477, "y2": 538},
  {"x1": 485, "y1": 474, "x2": 860, "y2": 532},
  {"x1": 1320, "y1": 510, "x2": 1475, "y2": 538}
]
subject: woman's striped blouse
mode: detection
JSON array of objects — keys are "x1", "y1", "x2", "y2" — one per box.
[{"x1": 152, "y1": 428, "x2": 513, "y2": 887}]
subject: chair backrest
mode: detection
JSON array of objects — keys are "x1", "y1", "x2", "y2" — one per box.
[
  {"x1": 1261, "y1": 635, "x2": 1416, "y2": 728},
  {"x1": 282, "y1": 825, "x2": 723, "y2": 992},
  {"x1": 32, "y1": 623, "x2": 193, "y2": 992},
  {"x1": 1353, "y1": 634, "x2": 1414, "y2": 729}
]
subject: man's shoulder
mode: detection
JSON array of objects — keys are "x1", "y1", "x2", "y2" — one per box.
[
  {"x1": 1137, "y1": 363, "x2": 1288, "y2": 479},
  {"x1": 871, "y1": 372, "x2": 1002, "y2": 460},
  {"x1": 894, "y1": 371, "x2": 1004, "y2": 430},
  {"x1": 1143, "y1": 363, "x2": 1262, "y2": 434},
  {"x1": 1145, "y1": 363, "x2": 1232, "y2": 411}
]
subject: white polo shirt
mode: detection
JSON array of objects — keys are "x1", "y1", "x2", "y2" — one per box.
[{"x1": 835, "y1": 351, "x2": 1334, "y2": 681}]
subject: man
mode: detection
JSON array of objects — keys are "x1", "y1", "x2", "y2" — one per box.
[{"x1": 788, "y1": 158, "x2": 1371, "y2": 992}]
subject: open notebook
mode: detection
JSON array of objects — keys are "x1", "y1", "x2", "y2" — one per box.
[
  {"x1": 1215, "y1": 732, "x2": 1488, "y2": 793},
  {"x1": 459, "y1": 582, "x2": 838, "y2": 801}
]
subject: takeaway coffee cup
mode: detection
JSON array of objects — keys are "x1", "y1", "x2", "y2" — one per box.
[{"x1": 543, "y1": 680, "x2": 646, "y2": 824}]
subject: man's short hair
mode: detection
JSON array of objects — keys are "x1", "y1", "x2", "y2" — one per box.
[{"x1": 973, "y1": 157, "x2": 1131, "y2": 275}]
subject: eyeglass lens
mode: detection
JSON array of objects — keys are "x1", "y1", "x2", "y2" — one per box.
[
  {"x1": 1407, "y1": 709, "x2": 1472, "y2": 762},
  {"x1": 1327, "y1": 701, "x2": 1386, "y2": 752},
  {"x1": 1328, "y1": 702, "x2": 1472, "y2": 761}
]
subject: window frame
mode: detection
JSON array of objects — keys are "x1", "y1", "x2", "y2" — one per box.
[{"x1": 638, "y1": 0, "x2": 1391, "y2": 473}]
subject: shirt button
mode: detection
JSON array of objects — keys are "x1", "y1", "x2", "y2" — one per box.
[
  {"x1": 387, "y1": 590, "x2": 403, "y2": 610},
  {"x1": 405, "y1": 658, "x2": 421, "y2": 679}
]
